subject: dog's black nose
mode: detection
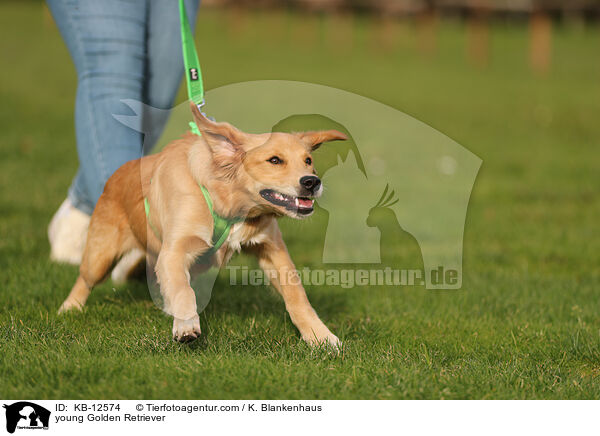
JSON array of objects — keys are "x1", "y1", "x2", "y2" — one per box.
[{"x1": 300, "y1": 175, "x2": 321, "y2": 193}]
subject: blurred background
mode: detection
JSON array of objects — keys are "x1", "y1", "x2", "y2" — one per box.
[
  {"x1": 0, "y1": 0, "x2": 599, "y2": 399},
  {"x1": 201, "y1": 0, "x2": 600, "y2": 75}
]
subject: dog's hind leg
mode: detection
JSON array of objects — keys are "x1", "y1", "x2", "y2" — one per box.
[{"x1": 59, "y1": 199, "x2": 138, "y2": 313}]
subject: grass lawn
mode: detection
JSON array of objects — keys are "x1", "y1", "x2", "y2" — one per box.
[{"x1": 1, "y1": 2, "x2": 599, "y2": 399}]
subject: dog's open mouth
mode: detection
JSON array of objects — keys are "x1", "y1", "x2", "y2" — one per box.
[{"x1": 260, "y1": 189, "x2": 314, "y2": 215}]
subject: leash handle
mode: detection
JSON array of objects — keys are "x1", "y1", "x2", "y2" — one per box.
[{"x1": 179, "y1": 0, "x2": 204, "y2": 108}]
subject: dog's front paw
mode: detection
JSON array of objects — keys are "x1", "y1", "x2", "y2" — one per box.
[
  {"x1": 304, "y1": 332, "x2": 341, "y2": 351},
  {"x1": 57, "y1": 298, "x2": 84, "y2": 314},
  {"x1": 172, "y1": 315, "x2": 201, "y2": 343}
]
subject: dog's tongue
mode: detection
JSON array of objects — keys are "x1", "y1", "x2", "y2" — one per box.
[{"x1": 298, "y1": 198, "x2": 314, "y2": 208}]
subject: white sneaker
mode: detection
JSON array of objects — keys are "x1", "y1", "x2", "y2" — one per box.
[{"x1": 48, "y1": 198, "x2": 91, "y2": 265}]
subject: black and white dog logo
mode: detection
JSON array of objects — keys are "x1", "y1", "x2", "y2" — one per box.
[
  {"x1": 189, "y1": 68, "x2": 199, "y2": 81},
  {"x1": 3, "y1": 402, "x2": 50, "y2": 434}
]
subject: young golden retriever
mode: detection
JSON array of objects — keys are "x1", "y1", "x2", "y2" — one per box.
[{"x1": 59, "y1": 103, "x2": 347, "y2": 348}]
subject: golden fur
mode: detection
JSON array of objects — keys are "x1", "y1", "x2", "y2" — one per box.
[{"x1": 59, "y1": 103, "x2": 347, "y2": 347}]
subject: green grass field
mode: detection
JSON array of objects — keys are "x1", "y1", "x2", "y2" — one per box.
[{"x1": 1, "y1": 2, "x2": 600, "y2": 399}]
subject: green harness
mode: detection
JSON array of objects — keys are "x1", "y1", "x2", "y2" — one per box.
[{"x1": 143, "y1": 0, "x2": 242, "y2": 259}]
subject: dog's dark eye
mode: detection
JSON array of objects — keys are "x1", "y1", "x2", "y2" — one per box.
[
  {"x1": 305, "y1": 157, "x2": 312, "y2": 166},
  {"x1": 268, "y1": 156, "x2": 283, "y2": 165}
]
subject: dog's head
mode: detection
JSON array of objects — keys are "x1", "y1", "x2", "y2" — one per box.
[{"x1": 191, "y1": 103, "x2": 347, "y2": 219}]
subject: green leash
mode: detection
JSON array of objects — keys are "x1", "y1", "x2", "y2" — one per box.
[
  {"x1": 142, "y1": 2, "x2": 243, "y2": 259},
  {"x1": 179, "y1": 0, "x2": 203, "y2": 136},
  {"x1": 180, "y1": 0, "x2": 204, "y2": 109}
]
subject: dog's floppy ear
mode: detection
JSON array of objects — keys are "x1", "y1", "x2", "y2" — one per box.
[
  {"x1": 296, "y1": 130, "x2": 348, "y2": 151},
  {"x1": 190, "y1": 102, "x2": 246, "y2": 157},
  {"x1": 190, "y1": 102, "x2": 246, "y2": 179}
]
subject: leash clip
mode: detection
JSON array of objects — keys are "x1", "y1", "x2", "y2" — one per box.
[{"x1": 198, "y1": 101, "x2": 215, "y2": 122}]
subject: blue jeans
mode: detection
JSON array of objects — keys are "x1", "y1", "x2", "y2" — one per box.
[{"x1": 47, "y1": 0, "x2": 200, "y2": 215}]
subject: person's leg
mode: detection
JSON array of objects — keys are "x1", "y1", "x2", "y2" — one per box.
[
  {"x1": 48, "y1": 0, "x2": 149, "y2": 213},
  {"x1": 143, "y1": 0, "x2": 200, "y2": 153},
  {"x1": 47, "y1": 0, "x2": 149, "y2": 263}
]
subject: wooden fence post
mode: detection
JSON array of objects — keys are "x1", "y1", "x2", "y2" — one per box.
[
  {"x1": 529, "y1": 8, "x2": 553, "y2": 75},
  {"x1": 417, "y1": 3, "x2": 438, "y2": 56},
  {"x1": 466, "y1": 1, "x2": 490, "y2": 68}
]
